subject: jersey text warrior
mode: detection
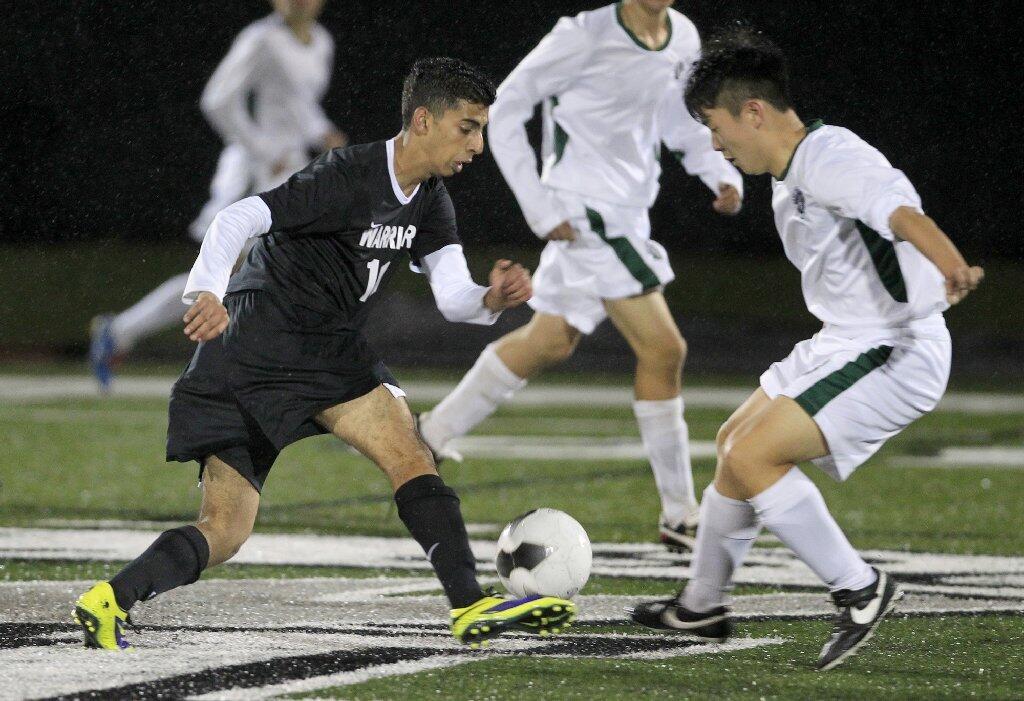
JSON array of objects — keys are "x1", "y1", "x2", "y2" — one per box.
[{"x1": 187, "y1": 139, "x2": 462, "y2": 331}]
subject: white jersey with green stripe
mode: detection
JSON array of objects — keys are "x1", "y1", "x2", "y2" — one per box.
[
  {"x1": 772, "y1": 122, "x2": 948, "y2": 330},
  {"x1": 488, "y1": 3, "x2": 742, "y2": 237}
]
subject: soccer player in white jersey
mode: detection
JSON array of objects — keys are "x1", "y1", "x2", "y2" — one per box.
[
  {"x1": 417, "y1": 0, "x2": 743, "y2": 550},
  {"x1": 89, "y1": 0, "x2": 346, "y2": 390},
  {"x1": 630, "y1": 28, "x2": 984, "y2": 670}
]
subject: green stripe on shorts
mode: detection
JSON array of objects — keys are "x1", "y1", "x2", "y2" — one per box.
[
  {"x1": 795, "y1": 345, "x2": 894, "y2": 416},
  {"x1": 585, "y1": 207, "x2": 660, "y2": 290}
]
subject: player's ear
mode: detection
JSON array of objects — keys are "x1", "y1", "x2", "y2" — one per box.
[
  {"x1": 743, "y1": 99, "x2": 764, "y2": 128},
  {"x1": 411, "y1": 106, "x2": 432, "y2": 136}
]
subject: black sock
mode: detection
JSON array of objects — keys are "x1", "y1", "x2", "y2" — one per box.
[
  {"x1": 109, "y1": 525, "x2": 210, "y2": 611},
  {"x1": 395, "y1": 474, "x2": 485, "y2": 609}
]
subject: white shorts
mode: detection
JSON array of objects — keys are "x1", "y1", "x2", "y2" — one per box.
[
  {"x1": 527, "y1": 191, "x2": 674, "y2": 334},
  {"x1": 189, "y1": 145, "x2": 310, "y2": 243},
  {"x1": 760, "y1": 318, "x2": 951, "y2": 481}
]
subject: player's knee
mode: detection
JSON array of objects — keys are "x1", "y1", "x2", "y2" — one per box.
[
  {"x1": 220, "y1": 529, "x2": 250, "y2": 561},
  {"x1": 536, "y1": 333, "x2": 579, "y2": 366},
  {"x1": 636, "y1": 333, "x2": 686, "y2": 375},
  {"x1": 199, "y1": 505, "x2": 255, "y2": 560},
  {"x1": 380, "y1": 440, "x2": 436, "y2": 481},
  {"x1": 201, "y1": 520, "x2": 252, "y2": 564},
  {"x1": 719, "y1": 437, "x2": 762, "y2": 489},
  {"x1": 715, "y1": 420, "x2": 734, "y2": 453}
]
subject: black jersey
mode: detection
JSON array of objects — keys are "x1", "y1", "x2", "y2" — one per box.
[{"x1": 227, "y1": 139, "x2": 460, "y2": 330}]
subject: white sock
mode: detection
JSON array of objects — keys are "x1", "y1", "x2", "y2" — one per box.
[
  {"x1": 633, "y1": 396, "x2": 698, "y2": 525},
  {"x1": 419, "y1": 343, "x2": 527, "y2": 452},
  {"x1": 681, "y1": 483, "x2": 759, "y2": 612},
  {"x1": 749, "y1": 467, "x2": 875, "y2": 592},
  {"x1": 109, "y1": 273, "x2": 190, "y2": 352}
]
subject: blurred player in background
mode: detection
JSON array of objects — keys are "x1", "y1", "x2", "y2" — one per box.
[
  {"x1": 630, "y1": 27, "x2": 984, "y2": 670},
  {"x1": 89, "y1": 0, "x2": 346, "y2": 390},
  {"x1": 418, "y1": 0, "x2": 743, "y2": 550}
]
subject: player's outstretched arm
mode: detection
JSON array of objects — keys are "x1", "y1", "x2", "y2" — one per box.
[
  {"x1": 183, "y1": 292, "x2": 229, "y2": 342},
  {"x1": 890, "y1": 206, "x2": 984, "y2": 305},
  {"x1": 420, "y1": 245, "x2": 520, "y2": 325},
  {"x1": 483, "y1": 260, "x2": 533, "y2": 312}
]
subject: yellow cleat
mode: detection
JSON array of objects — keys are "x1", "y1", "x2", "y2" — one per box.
[
  {"x1": 451, "y1": 592, "x2": 576, "y2": 646},
  {"x1": 73, "y1": 582, "x2": 133, "y2": 650}
]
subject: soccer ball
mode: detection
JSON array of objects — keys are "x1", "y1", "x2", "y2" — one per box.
[{"x1": 494, "y1": 508, "x2": 592, "y2": 599}]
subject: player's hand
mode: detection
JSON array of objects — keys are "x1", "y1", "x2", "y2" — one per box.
[
  {"x1": 183, "y1": 292, "x2": 229, "y2": 342},
  {"x1": 322, "y1": 130, "x2": 349, "y2": 151},
  {"x1": 545, "y1": 221, "x2": 577, "y2": 241},
  {"x1": 712, "y1": 183, "x2": 742, "y2": 215},
  {"x1": 945, "y1": 265, "x2": 984, "y2": 305},
  {"x1": 484, "y1": 259, "x2": 532, "y2": 311}
]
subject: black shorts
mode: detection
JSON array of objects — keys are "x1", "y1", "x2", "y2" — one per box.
[{"x1": 166, "y1": 290, "x2": 398, "y2": 492}]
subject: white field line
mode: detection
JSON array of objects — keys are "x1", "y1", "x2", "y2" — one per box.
[
  {"x1": 4, "y1": 528, "x2": 1023, "y2": 589},
  {"x1": 448, "y1": 435, "x2": 716, "y2": 461},
  {"x1": 898, "y1": 447, "x2": 1024, "y2": 469},
  {"x1": 1, "y1": 375, "x2": 1022, "y2": 414},
  {"x1": 189, "y1": 655, "x2": 482, "y2": 701},
  {"x1": 191, "y1": 637, "x2": 787, "y2": 700}
]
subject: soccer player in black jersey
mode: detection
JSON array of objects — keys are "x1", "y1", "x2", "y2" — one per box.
[{"x1": 73, "y1": 58, "x2": 575, "y2": 651}]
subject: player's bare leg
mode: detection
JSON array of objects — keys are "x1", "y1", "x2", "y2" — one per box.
[
  {"x1": 318, "y1": 386, "x2": 484, "y2": 610},
  {"x1": 417, "y1": 312, "x2": 581, "y2": 456},
  {"x1": 604, "y1": 291, "x2": 697, "y2": 546},
  {"x1": 493, "y1": 312, "x2": 582, "y2": 379},
  {"x1": 317, "y1": 385, "x2": 575, "y2": 644},
  {"x1": 74, "y1": 455, "x2": 258, "y2": 649},
  {"x1": 317, "y1": 385, "x2": 438, "y2": 491},
  {"x1": 194, "y1": 456, "x2": 261, "y2": 567},
  {"x1": 637, "y1": 394, "x2": 898, "y2": 667}
]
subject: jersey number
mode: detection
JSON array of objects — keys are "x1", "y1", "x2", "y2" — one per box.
[{"x1": 359, "y1": 259, "x2": 391, "y2": 302}]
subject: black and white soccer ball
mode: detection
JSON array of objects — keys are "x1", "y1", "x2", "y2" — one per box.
[{"x1": 494, "y1": 508, "x2": 592, "y2": 599}]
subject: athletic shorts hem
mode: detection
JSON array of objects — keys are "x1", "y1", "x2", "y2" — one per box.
[{"x1": 526, "y1": 297, "x2": 601, "y2": 335}]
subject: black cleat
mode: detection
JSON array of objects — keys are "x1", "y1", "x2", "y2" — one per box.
[
  {"x1": 817, "y1": 568, "x2": 903, "y2": 671},
  {"x1": 658, "y1": 512, "x2": 698, "y2": 552},
  {"x1": 629, "y1": 596, "x2": 731, "y2": 642}
]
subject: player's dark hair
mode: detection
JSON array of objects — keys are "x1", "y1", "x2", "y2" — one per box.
[
  {"x1": 685, "y1": 27, "x2": 793, "y2": 120},
  {"x1": 401, "y1": 57, "x2": 497, "y2": 127}
]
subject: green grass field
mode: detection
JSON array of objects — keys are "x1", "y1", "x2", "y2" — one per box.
[{"x1": 2, "y1": 369, "x2": 1022, "y2": 698}]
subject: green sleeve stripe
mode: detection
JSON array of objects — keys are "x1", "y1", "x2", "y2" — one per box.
[
  {"x1": 856, "y1": 221, "x2": 908, "y2": 303},
  {"x1": 795, "y1": 345, "x2": 894, "y2": 416},
  {"x1": 585, "y1": 207, "x2": 660, "y2": 291}
]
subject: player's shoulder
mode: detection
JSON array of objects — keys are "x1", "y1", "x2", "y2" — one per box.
[
  {"x1": 802, "y1": 123, "x2": 891, "y2": 172},
  {"x1": 554, "y1": 3, "x2": 615, "y2": 37},
  {"x1": 666, "y1": 7, "x2": 700, "y2": 47},
  {"x1": 310, "y1": 22, "x2": 334, "y2": 49},
  {"x1": 323, "y1": 140, "x2": 383, "y2": 171},
  {"x1": 236, "y1": 14, "x2": 280, "y2": 44}
]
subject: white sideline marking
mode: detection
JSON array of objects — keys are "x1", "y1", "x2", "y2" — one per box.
[
  {"x1": 1, "y1": 374, "x2": 1022, "y2": 414},
  {"x1": 900, "y1": 447, "x2": 1024, "y2": 469},
  {"x1": 448, "y1": 435, "x2": 716, "y2": 461},
  {"x1": 3, "y1": 528, "x2": 1023, "y2": 598}
]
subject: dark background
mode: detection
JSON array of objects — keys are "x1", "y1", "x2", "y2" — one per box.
[
  {"x1": 3, "y1": 1, "x2": 1021, "y2": 258},
  {"x1": 1, "y1": 1, "x2": 1021, "y2": 379}
]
